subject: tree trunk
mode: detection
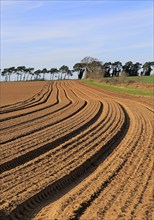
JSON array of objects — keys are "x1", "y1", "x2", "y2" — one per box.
[
  {"x1": 23, "y1": 74, "x2": 26, "y2": 81},
  {"x1": 26, "y1": 74, "x2": 29, "y2": 81}
]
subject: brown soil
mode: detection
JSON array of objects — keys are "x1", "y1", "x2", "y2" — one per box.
[
  {"x1": 0, "y1": 80, "x2": 153, "y2": 220},
  {"x1": 0, "y1": 81, "x2": 47, "y2": 106},
  {"x1": 123, "y1": 82, "x2": 154, "y2": 90}
]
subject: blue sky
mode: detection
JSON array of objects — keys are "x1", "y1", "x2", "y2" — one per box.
[{"x1": 1, "y1": 0, "x2": 154, "y2": 71}]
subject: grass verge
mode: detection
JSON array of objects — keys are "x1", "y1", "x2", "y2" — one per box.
[
  {"x1": 124, "y1": 75, "x2": 154, "y2": 84},
  {"x1": 82, "y1": 79, "x2": 154, "y2": 96}
]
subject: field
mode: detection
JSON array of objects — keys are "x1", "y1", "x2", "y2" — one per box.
[
  {"x1": 82, "y1": 76, "x2": 154, "y2": 96},
  {"x1": 0, "y1": 80, "x2": 153, "y2": 220},
  {"x1": 124, "y1": 75, "x2": 154, "y2": 84}
]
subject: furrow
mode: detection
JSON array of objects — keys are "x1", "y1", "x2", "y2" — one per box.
[
  {"x1": 1, "y1": 80, "x2": 153, "y2": 220},
  {"x1": 0, "y1": 83, "x2": 73, "y2": 141},
  {"x1": 0, "y1": 83, "x2": 52, "y2": 114},
  {"x1": 0, "y1": 82, "x2": 58, "y2": 122},
  {"x1": 2, "y1": 102, "x2": 128, "y2": 219},
  {"x1": 0, "y1": 82, "x2": 51, "y2": 110},
  {"x1": 0, "y1": 99, "x2": 103, "y2": 213}
]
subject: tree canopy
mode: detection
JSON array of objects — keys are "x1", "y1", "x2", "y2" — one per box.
[{"x1": 1, "y1": 59, "x2": 153, "y2": 82}]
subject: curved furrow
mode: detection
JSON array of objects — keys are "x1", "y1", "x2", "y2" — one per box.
[
  {"x1": 1, "y1": 100, "x2": 128, "y2": 219},
  {"x1": 50, "y1": 102, "x2": 153, "y2": 220},
  {"x1": 0, "y1": 83, "x2": 52, "y2": 114},
  {"x1": 2, "y1": 102, "x2": 109, "y2": 189},
  {"x1": 0, "y1": 83, "x2": 83, "y2": 155},
  {"x1": 1, "y1": 81, "x2": 153, "y2": 220},
  {"x1": 0, "y1": 83, "x2": 73, "y2": 141},
  {"x1": 111, "y1": 110, "x2": 153, "y2": 220},
  {"x1": 33, "y1": 102, "x2": 130, "y2": 220},
  {"x1": 0, "y1": 81, "x2": 80, "y2": 132},
  {"x1": 0, "y1": 95, "x2": 102, "y2": 170},
  {"x1": 1, "y1": 97, "x2": 110, "y2": 185},
  {"x1": 0, "y1": 87, "x2": 112, "y2": 210},
  {"x1": 0, "y1": 82, "x2": 59, "y2": 130},
  {"x1": 0, "y1": 82, "x2": 50, "y2": 110},
  {"x1": 32, "y1": 102, "x2": 128, "y2": 220},
  {"x1": 83, "y1": 112, "x2": 150, "y2": 220},
  {"x1": 1, "y1": 98, "x2": 109, "y2": 187},
  {"x1": 1, "y1": 100, "x2": 103, "y2": 215},
  {"x1": 2, "y1": 80, "x2": 106, "y2": 162},
  {"x1": 0, "y1": 99, "x2": 85, "y2": 166},
  {"x1": 0, "y1": 82, "x2": 59, "y2": 122},
  {"x1": 0, "y1": 80, "x2": 80, "y2": 133},
  {"x1": 0, "y1": 100, "x2": 87, "y2": 172},
  {"x1": 37, "y1": 83, "x2": 152, "y2": 220},
  {"x1": 1, "y1": 100, "x2": 107, "y2": 198}
]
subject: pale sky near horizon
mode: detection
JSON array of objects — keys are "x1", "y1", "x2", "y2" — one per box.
[{"x1": 1, "y1": 0, "x2": 154, "y2": 71}]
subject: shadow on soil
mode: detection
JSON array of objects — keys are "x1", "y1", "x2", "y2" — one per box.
[{"x1": 2, "y1": 105, "x2": 130, "y2": 220}]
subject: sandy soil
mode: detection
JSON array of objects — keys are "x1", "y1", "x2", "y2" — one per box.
[
  {"x1": 0, "y1": 81, "x2": 47, "y2": 106},
  {"x1": 0, "y1": 80, "x2": 153, "y2": 220}
]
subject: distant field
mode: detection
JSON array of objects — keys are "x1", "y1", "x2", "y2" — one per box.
[{"x1": 82, "y1": 77, "x2": 154, "y2": 96}]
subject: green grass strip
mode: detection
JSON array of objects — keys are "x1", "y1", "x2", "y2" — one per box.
[
  {"x1": 124, "y1": 75, "x2": 154, "y2": 84},
  {"x1": 82, "y1": 79, "x2": 154, "y2": 96}
]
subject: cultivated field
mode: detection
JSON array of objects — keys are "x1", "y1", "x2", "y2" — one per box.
[{"x1": 0, "y1": 80, "x2": 153, "y2": 220}]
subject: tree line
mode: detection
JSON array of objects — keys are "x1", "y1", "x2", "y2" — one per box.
[
  {"x1": 0, "y1": 65, "x2": 73, "y2": 82},
  {"x1": 1, "y1": 57, "x2": 154, "y2": 82},
  {"x1": 74, "y1": 57, "x2": 154, "y2": 80}
]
